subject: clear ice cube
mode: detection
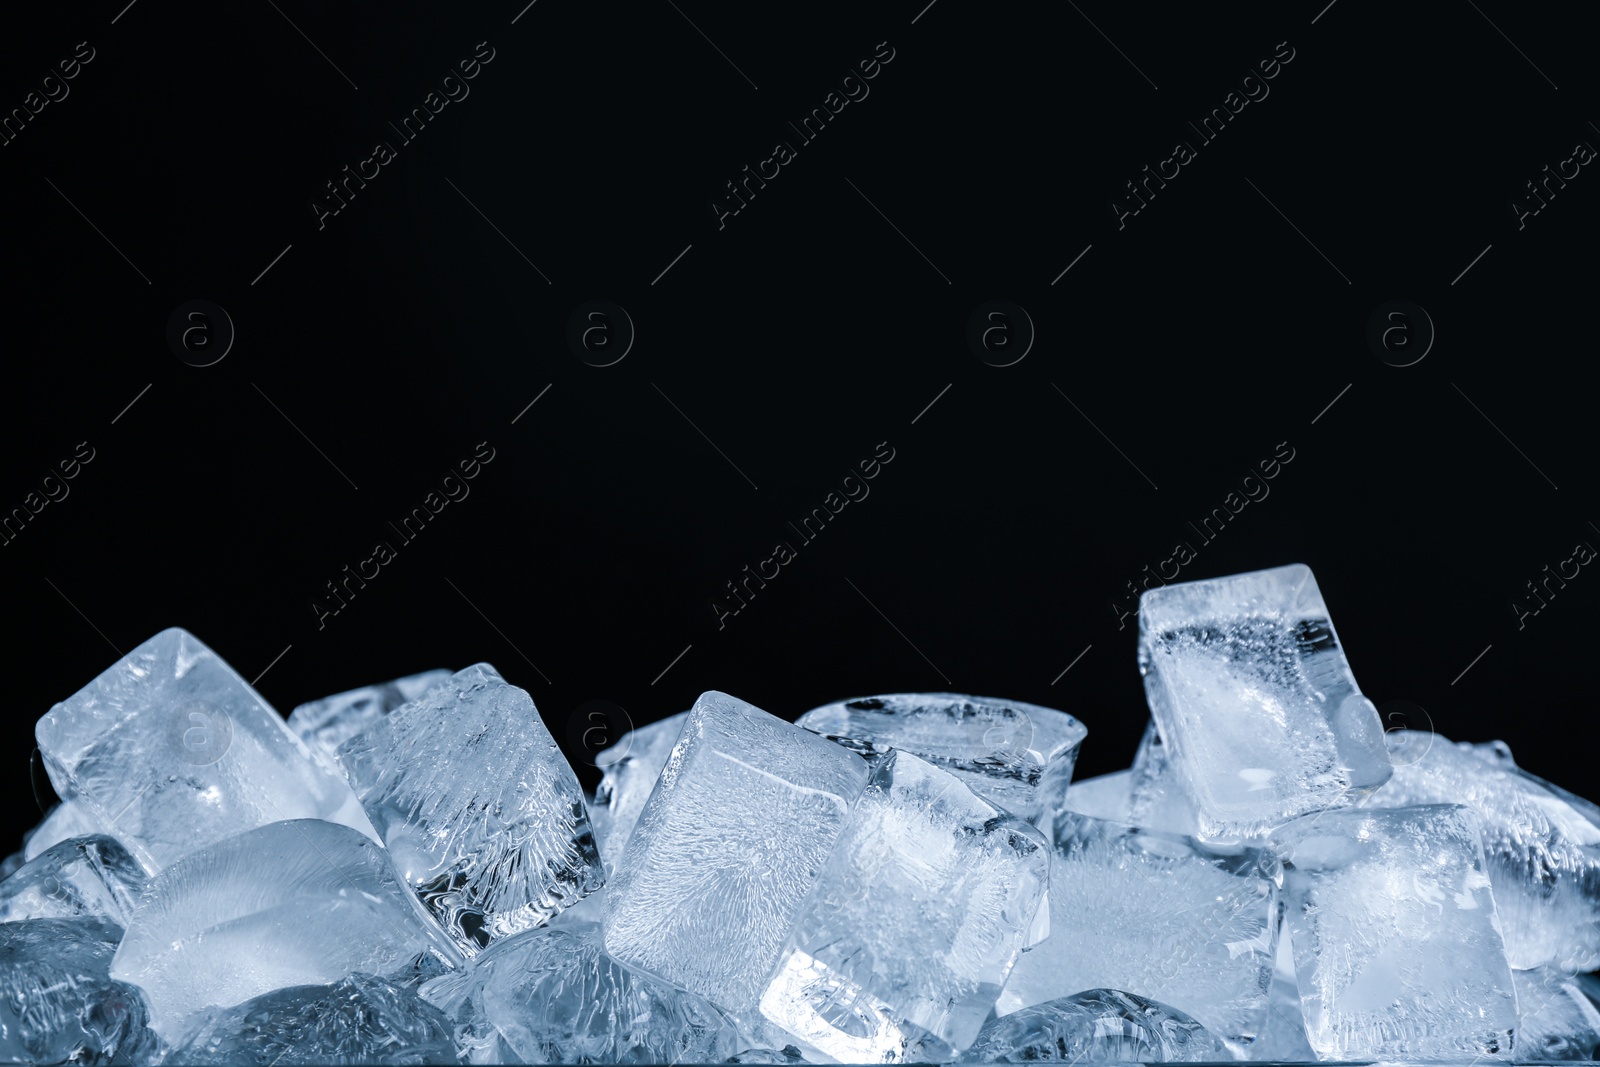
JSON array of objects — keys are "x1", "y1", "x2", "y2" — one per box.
[
  {"x1": 961, "y1": 988, "x2": 1230, "y2": 1063},
  {"x1": 0, "y1": 917, "x2": 158, "y2": 1066},
  {"x1": 1138, "y1": 564, "x2": 1392, "y2": 840},
  {"x1": 335, "y1": 663, "x2": 604, "y2": 955},
  {"x1": 1272, "y1": 803, "x2": 1518, "y2": 1060},
  {"x1": 759, "y1": 749, "x2": 1049, "y2": 1062},
  {"x1": 593, "y1": 710, "x2": 688, "y2": 875},
  {"x1": 1370, "y1": 730, "x2": 1600, "y2": 971},
  {"x1": 1514, "y1": 966, "x2": 1600, "y2": 1061},
  {"x1": 163, "y1": 972, "x2": 458, "y2": 1066},
  {"x1": 111, "y1": 818, "x2": 463, "y2": 1043},
  {"x1": 795, "y1": 693, "x2": 1087, "y2": 826},
  {"x1": 34, "y1": 627, "x2": 377, "y2": 871},
  {"x1": 604, "y1": 691, "x2": 872, "y2": 1014},
  {"x1": 1126, "y1": 719, "x2": 1205, "y2": 838},
  {"x1": 1246, "y1": 918, "x2": 1316, "y2": 1062},
  {"x1": 286, "y1": 668, "x2": 452, "y2": 759},
  {"x1": 0, "y1": 834, "x2": 146, "y2": 927},
  {"x1": 1063, "y1": 769, "x2": 1133, "y2": 821},
  {"x1": 23, "y1": 800, "x2": 105, "y2": 861},
  {"x1": 998, "y1": 809, "x2": 1278, "y2": 1049}
]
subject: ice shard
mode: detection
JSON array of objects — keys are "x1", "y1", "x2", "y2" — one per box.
[
  {"x1": 759, "y1": 749, "x2": 1048, "y2": 1062},
  {"x1": 335, "y1": 663, "x2": 604, "y2": 954},
  {"x1": 1370, "y1": 730, "x2": 1600, "y2": 971},
  {"x1": 286, "y1": 668, "x2": 452, "y2": 759},
  {"x1": 604, "y1": 691, "x2": 872, "y2": 1014},
  {"x1": 111, "y1": 818, "x2": 462, "y2": 1042},
  {"x1": 1272, "y1": 803, "x2": 1518, "y2": 1060},
  {"x1": 961, "y1": 989, "x2": 1229, "y2": 1063},
  {"x1": 795, "y1": 693, "x2": 1086, "y2": 826},
  {"x1": 1138, "y1": 565, "x2": 1392, "y2": 840},
  {"x1": 593, "y1": 710, "x2": 688, "y2": 875},
  {"x1": 0, "y1": 917, "x2": 158, "y2": 1066},
  {"x1": 34, "y1": 627, "x2": 377, "y2": 871},
  {"x1": 0, "y1": 834, "x2": 146, "y2": 927}
]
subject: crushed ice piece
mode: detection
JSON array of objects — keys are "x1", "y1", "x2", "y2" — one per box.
[
  {"x1": 0, "y1": 834, "x2": 146, "y2": 927},
  {"x1": 605, "y1": 691, "x2": 872, "y2": 1014},
  {"x1": 34, "y1": 627, "x2": 378, "y2": 871},
  {"x1": 286, "y1": 668, "x2": 452, "y2": 759},
  {"x1": 335, "y1": 663, "x2": 604, "y2": 954},
  {"x1": 961, "y1": 988, "x2": 1230, "y2": 1063},
  {"x1": 22, "y1": 800, "x2": 105, "y2": 861},
  {"x1": 0, "y1": 917, "x2": 158, "y2": 1066},
  {"x1": 1513, "y1": 966, "x2": 1600, "y2": 1061},
  {"x1": 999, "y1": 809, "x2": 1277, "y2": 1049},
  {"x1": 759, "y1": 749, "x2": 1048, "y2": 1062},
  {"x1": 1272, "y1": 803, "x2": 1518, "y2": 1060},
  {"x1": 1370, "y1": 730, "x2": 1600, "y2": 971},
  {"x1": 594, "y1": 710, "x2": 688, "y2": 875},
  {"x1": 795, "y1": 692, "x2": 1086, "y2": 826},
  {"x1": 163, "y1": 972, "x2": 457, "y2": 1066},
  {"x1": 111, "y1": 818, "x2": 462, "y2": 1042},
  {"x1": 1138, "y1": 564, "x2": 1392, "y2": 839}
]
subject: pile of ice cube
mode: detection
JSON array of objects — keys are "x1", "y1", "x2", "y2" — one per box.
[{"x1": 3, "y1": 563, "x2": 1597, "y2": 1065}]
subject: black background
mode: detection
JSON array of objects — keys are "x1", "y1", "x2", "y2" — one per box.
[{"x1": 2, "y1": 0, "x2": 1595, "y2": 845}]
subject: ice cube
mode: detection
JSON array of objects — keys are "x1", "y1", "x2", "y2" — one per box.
[
  {"x1": 604, "y1": 691, "x2": 872, "y2": 1014},
  {"x1": 1370, "y1": 730, "x2": 1600, "y2": 971},
  {"x1": 1138, "y1": 565, "x2": 1392, "y2": 840},
  {"x1": 593, "y1": 710, "x2": 688, "y2": 875},
  {"x1": 445, "y1": 921, "x2": 740, "y2": 1065},
  {"x1": 286, "y1": 668, "x2": 452, "y2": 759},
  {"x1": 1246, "y1": 918, "x2": 1316, "y2": 1062},
  {"x1": 163, "y1": 972, "x2": 457, "y2": 1065},
  {"x1": 727, "y1": 1045, "x2": 811, "y2": 1063},
  {"x1": 795, "y1": 693, "x2": 1086, "y2": 826},
  {"x1": 22, "y1": 800, "x2": 105, "y2": 861},
  {"x1": 1126, "y1": 720, "x2": 1205, "y2": 838},
  {"x1": 1062, "y1": 769, "x2": 1133, "y2": 820},
  {"x1": 961, "y1": 988, "x2": 1230, "y2": 1063},
  {"x1": 0, "y1": 917, "x2": 158, "y2": 1066},
  {"x1": 34, "y1": 627, "x2": 378, "y2": 872},
  {"x1": 0, "y1": 834, "x2": 146, "y2": 927},
  {"x1": 1513, "y1": 967, "x2": 1600, "y2": 1061},
  {"x1": 998, "y1": 809, "x2": 1278, "y2": 1050},
  {"x1": 758, "y1": 749, "x2": 1049, "y2": 1062},
  {"x1": 1272, "y1": 803, "x2": 1518, "y2": 1060},
  {"x1": 111, "y1": 818, "x2": 463, "y2": 1042},
  {"x1": 335, "y1": 663, "x2": 603, "y2": 955}
]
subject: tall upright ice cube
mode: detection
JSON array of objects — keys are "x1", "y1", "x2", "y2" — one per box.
[
  {"x1": 1138, "y1": 565, "x2": 1391, "y2": 839},
  {"x1": 111, "y1": 818, "x2": 463, "y2": 1042},
  {"x1": 796, "y1": 693, "x2": 1086, "y2": 826},
  {"x1": 34, "y1": 627, "x2": 377, "y2": 871},
  {"x1": 999, "y1": 810, "x2": 1278, "y2": 1050},
  {"x1": 1272, "y1": 804, "x2": 1518, "y2": 1061},
  {"x1": 593, "y1": 710, "x2": 688, "y2": 875},
  {"x1": 604, "y1": 691, "x2": 872, "y2": 1014},
  {"x1": 335, "y1": 663, "x2": 603, "y2": 955},
  {"x1": 286, "y1": 668, "x2": 452, "y2": 759},
  {"x1": 1370, "y1": 731, "x2": 1600, "y2": 971},
  {"x1": 758, "y1": 749, "x2": 1048, "y2": 1062}
]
